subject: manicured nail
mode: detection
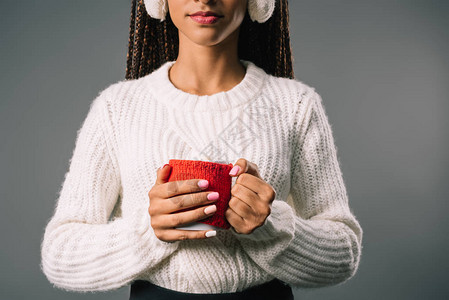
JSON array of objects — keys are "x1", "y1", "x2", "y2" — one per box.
[
  {"x1": 162, "y1": 164, "x2": 170, "y2": 169},
  {"x1": 229, "y1": 166, "x2": 240, "y2": 176},
  {"x1": 205, "y1": 231, "x2": 216, "y2": 238},
  {"x1": 198, "y1": 180, "x2": 209, "y2": 189},
  {"x1": 207, "y1": 192, "x2": 219, "y2": 201},
  {"x1": 204, "y1": 205, "x2": 217, "y2": 215}
]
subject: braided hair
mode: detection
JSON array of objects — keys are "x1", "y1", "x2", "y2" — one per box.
[{"x1": 125, "y1": 0, "x2": 294, "y2": 80}]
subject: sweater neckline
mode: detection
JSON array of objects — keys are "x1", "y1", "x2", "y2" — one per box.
[{"x1": 145, "y1": 59, "x2": 267, "y2": 112}]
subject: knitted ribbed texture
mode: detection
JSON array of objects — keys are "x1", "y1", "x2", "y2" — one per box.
[
  {"x1": 167, "y1": 159, "x2": 234, "y2": 229},
  {"x1": 40, "y1": 59, "x2": 363, "y2": 293}
]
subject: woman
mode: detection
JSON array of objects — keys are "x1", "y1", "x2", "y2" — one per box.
[{"x1": 40, "y1": 0, "x2": 363, "y2": 299}]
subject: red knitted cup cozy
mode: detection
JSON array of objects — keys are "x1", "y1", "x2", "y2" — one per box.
[{"x1": 167, "y1": 159, "x2": 233, "y2": 229}]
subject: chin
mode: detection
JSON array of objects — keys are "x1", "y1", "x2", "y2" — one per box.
[{"x1": 188, "y1": 34, "x2": 224, "y2": 47}]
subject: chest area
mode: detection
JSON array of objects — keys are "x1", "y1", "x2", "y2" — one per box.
[{"x1": 118, "y1": 100, "x2": 293, "y2": 200}]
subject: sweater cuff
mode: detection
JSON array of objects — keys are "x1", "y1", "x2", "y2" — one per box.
[{"x1": 230, "y1": 200, "x2": 295, "y2": 242}]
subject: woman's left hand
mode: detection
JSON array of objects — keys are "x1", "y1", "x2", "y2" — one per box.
[{"x1": 225, "y1": 158, "x2": 276, "y2": 234}]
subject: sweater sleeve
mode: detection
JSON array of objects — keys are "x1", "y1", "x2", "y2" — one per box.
[
  {"x1": 230, "y1": 91, "x2": 363, "y2": 287},
  {"x1": 40, "y1": 88, "x2": 180, "y2": 292}
]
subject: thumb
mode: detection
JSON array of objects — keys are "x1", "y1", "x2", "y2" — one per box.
[{"x1": 156, "y1": 164, "x2": 171, "y2": 185}]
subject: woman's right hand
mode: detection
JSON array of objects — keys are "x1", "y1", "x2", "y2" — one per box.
[{"x1": 148, "y1": 164, "x2": 219, "y2": 242}]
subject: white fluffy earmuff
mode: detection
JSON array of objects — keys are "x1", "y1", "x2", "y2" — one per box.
[
  {"x1": 143, "y1": 0, "x2": 169, "y2": 22},
  {"x1": 247, "y1": 0, "x2": 275, "y2": 23},
  {"x1": 143, "y1": 0, "x2": 275, "y2": 23}
]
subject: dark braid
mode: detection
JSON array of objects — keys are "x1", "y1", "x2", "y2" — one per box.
[
  {"x1": 125, "y1": 0, "x2": 293, "y2": 80},
  {"x1": 131, "y1": 2, "x2": 145, "y2": 77},
  {"x1": 125, "y1": 0, "x2": 137, "y2": 76}
]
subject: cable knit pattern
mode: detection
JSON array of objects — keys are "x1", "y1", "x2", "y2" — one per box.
[{"x1": 40, "y1": 59, "x2": 363, "y2": 293}]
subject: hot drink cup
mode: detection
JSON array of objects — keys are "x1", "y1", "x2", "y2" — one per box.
[{"x1": 167, "y1": 159, "x2": 234, "y2": 230}]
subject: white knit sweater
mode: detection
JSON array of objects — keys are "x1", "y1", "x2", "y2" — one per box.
[{"x1": 40, "y1": 59, "x2": 363, "y2": 293}]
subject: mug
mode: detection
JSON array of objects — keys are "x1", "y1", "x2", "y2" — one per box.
[{"x1": 167, "y1": 159, "x2": 234, "y2": 230}]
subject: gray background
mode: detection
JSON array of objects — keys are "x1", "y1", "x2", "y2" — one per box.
[{"x1": 1, "y1": 0, "x2": 447, "y2": 299}]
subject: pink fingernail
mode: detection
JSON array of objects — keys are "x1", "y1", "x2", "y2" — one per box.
[
  {"x1": 207, "y1": 192, "x2": 219, "y2": 201},
  {"x1": 229, "y1": 166, "x2": 240, "y2": 176},
  {"x1": 204, "y1": 205, "x2": 217, "y2": 215},
  {"x1": 198, "y1": 180, "x2": 209, "y2": 189}
]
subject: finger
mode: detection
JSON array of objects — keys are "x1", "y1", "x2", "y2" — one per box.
[
  {"x1": 229, "y1": 158, "x2": 261, "y2": 178},
  {"x1": 156, "y1": 204, "x2": 217, "y2": 229},
  {"x1": 157, "y1": 229, "x2": 217, "y2": 242},
  {"x1": 228, "y1": 196, "x2": 254, "y2": 220},
  {"x1": 156, "y1": 164, "x2": 172, "y2": 185},
  {"x1": 154, "y1": 191, "x2": 219, "y2": 215},
  {"x1": 234, "y1": 173, "x2": 268, "y2": 196},
  {"x1": 225, "y1": 207, "x2": 245, "y2": 229},
  {"x1": 230, "y1": 194, "x2": 270, "y2": 228},
  {"x1": 160, "y1": 178, "x2": 210, "y2": 199},
  {"x1": 231, "y1": 183, "x2": 260, "y2": 208}
]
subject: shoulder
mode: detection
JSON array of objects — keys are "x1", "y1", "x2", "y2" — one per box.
[
  {"x1": 261, "y1": 72, "x2": 322, "y2": 120},
  {"x1": 263, "y1": 70, "x2": 320, "y2": 102},
  {"x1": 245, "y1": 60, "x2": 319, "y2": 106},
  {"x1": 90, "y1": 74, "x2": 153, "y2": 120},
  {"x1": 95, "y1": 76, "x2": 149, "y2": 106}
]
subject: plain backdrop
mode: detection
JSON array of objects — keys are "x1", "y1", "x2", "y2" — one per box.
[{"x1": 1, "y1": 0, "x2": 448, "y2": 299}]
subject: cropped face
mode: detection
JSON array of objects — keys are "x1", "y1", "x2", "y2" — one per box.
[{"x1": 167, "y1": 0, "x2": 248, "y2": 47}]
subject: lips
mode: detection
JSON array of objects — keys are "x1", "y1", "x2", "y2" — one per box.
[
  {"x1": 189, "y1": 11, "x2": 223, "y2": 24},
  {"x1": 189, "y1": 11, "x2": 221, "y2": 17}
]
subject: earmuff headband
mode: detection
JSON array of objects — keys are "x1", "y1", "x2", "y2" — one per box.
[{"x1": 143, "y1": 0, "x2": 275, "y2": 23}]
